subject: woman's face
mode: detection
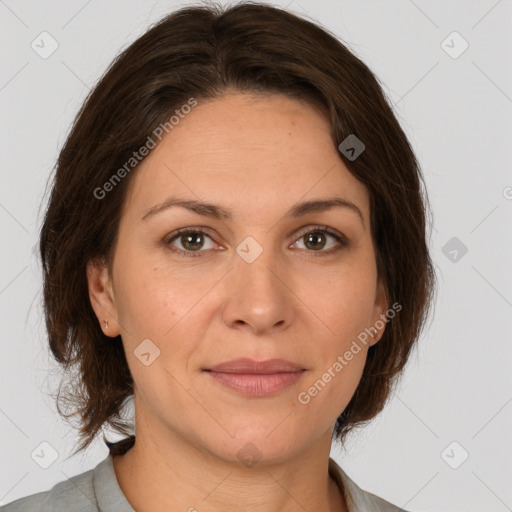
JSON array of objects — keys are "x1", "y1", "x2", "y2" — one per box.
[{"x1": 88, "y1": 92, "x2": 388, "y2": 464}]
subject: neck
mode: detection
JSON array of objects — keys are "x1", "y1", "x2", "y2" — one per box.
[{"x1": 111, "y1": 421, "x2": 347, "y2": 512}]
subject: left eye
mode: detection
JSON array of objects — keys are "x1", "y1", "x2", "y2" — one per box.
[
  {"x1": 165, "y1": 226, "x2": 348, "y2": 257},
  {"x1": 292, "y1": 227, "x2": 347, "y2": 253}
]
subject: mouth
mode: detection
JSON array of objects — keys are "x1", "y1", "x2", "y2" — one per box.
[
  {"x1": 203, "y1": 357, "x2": 305, "y2": 374},
  {"x1": 202, "y1": 358, "x2": 306, "y2": 397},
  {"x1": 203, "y1": 370, "x2": 306, "y2": 397}
]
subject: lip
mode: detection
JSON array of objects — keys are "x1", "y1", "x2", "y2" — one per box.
[
  {"x1": 205, "y1": 358, "x2": 304, "y2": 374},
  {"x1": 203, "y1": 358, "x2": 306, "y2": 397}
]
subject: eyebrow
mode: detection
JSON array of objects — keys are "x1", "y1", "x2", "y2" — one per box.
[{"x1": 141, "y1": 196, "x2": 365, "y2": 227}]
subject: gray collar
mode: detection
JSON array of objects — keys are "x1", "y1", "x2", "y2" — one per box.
[{"x1": 93, "y1": 454, "x2": 135, "y2": 512}]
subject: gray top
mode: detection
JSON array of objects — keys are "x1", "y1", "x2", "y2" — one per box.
[{"x1": 1, "y1": 452, "x2": 409, "y2": 512}]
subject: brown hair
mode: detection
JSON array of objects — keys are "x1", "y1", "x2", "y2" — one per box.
[{"x1": 39, "y1": 0, "x2": 436, "y2": 456}]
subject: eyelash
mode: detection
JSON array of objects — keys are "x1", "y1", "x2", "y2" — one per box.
[{"x1": 164, "y1": 225, "x2": 349, "y2": 258}]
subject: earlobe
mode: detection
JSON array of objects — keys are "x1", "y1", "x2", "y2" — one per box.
[{"x1": 86, "y1": 259, "x2": 120, "y2": 337}]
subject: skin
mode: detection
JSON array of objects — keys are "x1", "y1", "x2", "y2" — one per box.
[{"x1": 87, "y1": 92, "x2": 388, "y2": 512}]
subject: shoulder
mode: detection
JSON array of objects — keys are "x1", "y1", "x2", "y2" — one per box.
[
  {"x1": 1, "y1": 464, "x2": 98, "y2": 512},
  {"x1": 329, "y1": 458, "x2": 410, "y2": 512}
]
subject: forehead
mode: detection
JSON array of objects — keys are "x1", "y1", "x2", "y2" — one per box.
[{"x1": 122, "y1": 93, "x2": 369, "y2": 222}]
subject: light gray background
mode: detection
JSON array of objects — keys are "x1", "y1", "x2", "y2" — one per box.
[{"x1": 1, "y1": 0, "x2": 511, "y2": 511}]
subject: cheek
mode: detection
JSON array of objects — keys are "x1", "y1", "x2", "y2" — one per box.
[
  {"x1": 297, "y1": 339, "x2": 368, "y2": 428},
  {"x1": 306, "y1": 262, "x2": 377, "y2": 344},
  {"x1": 112, "y1": 252, "x2": 216, "y2": 380},
  {"x1": 112, "y1": 246, "x2": 194, "y2": 336},
  {"x1": 292, "y1": 259, "x2": 376, "y2": 408}
]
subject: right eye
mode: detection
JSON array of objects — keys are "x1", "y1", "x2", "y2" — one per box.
[{"x1": 165, "y1": 228, "x2": 218, "y2": 257}]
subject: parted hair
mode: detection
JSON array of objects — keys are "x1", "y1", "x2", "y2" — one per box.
[{"x1": 39, "y1": 1, "x2": 436, "y2": 455}]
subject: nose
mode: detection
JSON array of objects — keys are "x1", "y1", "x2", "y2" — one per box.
[{"x1": 221, "y1": 243, "x2": 295, "y2": 335}]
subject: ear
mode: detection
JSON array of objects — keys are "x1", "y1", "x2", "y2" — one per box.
[
  {"x1": 369, "y1": 278, "x2": 389, "y2": 346},
  {"x1": 86, "y1": 258, "x2": 120, "y2": 337}
]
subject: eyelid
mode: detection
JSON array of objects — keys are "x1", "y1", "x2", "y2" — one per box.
[
  {"x1": 164, "y1": 226, "x2": 221, "y2": 254},
  {"x1": 292, "y1": 224, "x2": 348, "y2": 245}
]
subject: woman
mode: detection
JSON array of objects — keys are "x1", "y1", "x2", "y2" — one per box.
[{"x1": 2, "y1": 2, "x2": 436, "y2": 511}]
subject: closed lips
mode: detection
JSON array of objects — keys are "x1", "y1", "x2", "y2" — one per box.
[{"x1": 204, "y1": 358, "x2": 305, "y2": 374}]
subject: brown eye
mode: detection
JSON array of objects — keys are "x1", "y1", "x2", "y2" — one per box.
[
  {"x1": 303, "y1": 232, "x2": 328, "y2": 251},
  {"x1": 292, "y1": 226, "x2": 348, "y2": 255},
  {"x1": 166, "y1": 228, "x2": 216, "y2": 256},
  {"x1": 179, "y1": 232, "x2": 205, "y2": 251}
]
